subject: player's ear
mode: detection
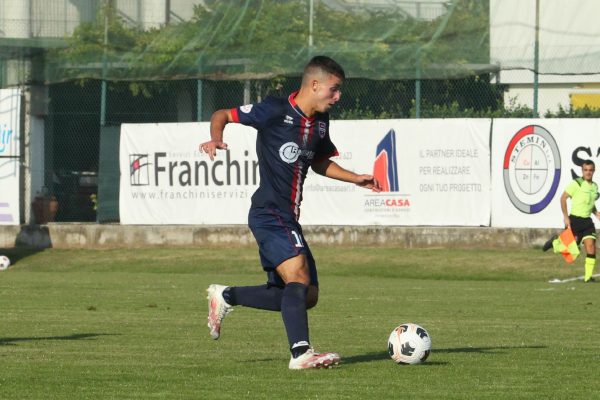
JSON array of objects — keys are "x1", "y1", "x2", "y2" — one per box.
[{"x1": 311, "y1": 79, "x2": 319, "y2": 92}]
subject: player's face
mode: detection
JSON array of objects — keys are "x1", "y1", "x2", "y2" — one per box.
[
  {"x1": 314, "y1": 74, "x2": 342, "y2": 113},
  {"x1": 582, "y1": 164, "x2": 595, "y2": 181}
]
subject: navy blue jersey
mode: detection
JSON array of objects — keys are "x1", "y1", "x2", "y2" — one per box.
[{"x1": 231, "y1": 92, "x2": 338, "y2": 220}]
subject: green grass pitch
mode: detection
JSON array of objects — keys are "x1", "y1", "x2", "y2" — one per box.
[{"x1": 0, "y1": 246, "x2": 598, "y2": 399}]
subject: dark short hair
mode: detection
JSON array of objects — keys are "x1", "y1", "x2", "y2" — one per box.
[
  {"x1": 304, "y1": 55, "x2": 345, "y2": 80},
  {"x1": 583, "y1": 159, "x2": 595, "y2": 168}
]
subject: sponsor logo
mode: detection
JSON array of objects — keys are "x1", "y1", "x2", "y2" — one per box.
[
  {"x1": 284, "y1": 115, "x2": 294, "y2": 125},
  {"x1": 366, "y1": 129, "x2": 410, "y2": 212},
  {"x1": 373, "y1": 129, "x2": 399, "y2": 192},
  {"x1": 278, "y1": 142, "x2": 315, "y2": 164},
  {"x1": 0, "y1": 124, "x2": 13, "y2": 154},
  {"x1": 240, "y1": 104, "x2": 253, "y2": 114},
  {"x1": 503, "y1": 125, "x2": 561, "y2": 214},
  {"x1": 279, "y1": 142, "x2": 300, "y2": 163},
  {"x1": 130, "y1": 154, "x2": 151, "y2": 186},
  {"x1": 129, "y1": 151, "x2": 259, "y2": 188}
]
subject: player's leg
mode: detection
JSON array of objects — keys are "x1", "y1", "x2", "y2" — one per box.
[
  {"x1": 222, "y1": 284, "x2": 283, "y2": 310},
  {"x1": 219, "y1": 280, "x2": 318, "y2": 312},
  {"x1": 574, "y1": 217, "x2": 596, "y2": 282},
  {"x1": 220, "y1": 244, "x2": 317, "y2": 311},
  {"x1": 276, "y1": 254, "x2": 340, "y2": 369},
  {"x1": 207, "y1": 208, "x2": 320, "y2": 339},
  {"x1": 543, "y1": 233, "x2": 558, "y2": 252},
  {"x1": 582, "y1": 237, "x2": 596, "y2": 282},
  {"x1": 276, "y1": 253, "x2": 311, "y2": 357}
]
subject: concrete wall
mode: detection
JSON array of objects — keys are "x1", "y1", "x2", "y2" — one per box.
[{"x1": 0, "y1": 224, "x2": 558, "y2": 249}]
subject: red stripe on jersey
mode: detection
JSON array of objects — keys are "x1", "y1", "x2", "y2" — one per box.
[
  {"x1": 289, "y1": 118, "x2": 308, "y2": 219},
  {"x1": 307, "y1": 119, "x2": 314, "y2": 146},
  {"x1": 288, "y1": 91, "x2": 314, "y2": 122},
  {"x1": 230, "y1": 108, "x2": 240, "y2": 123}
]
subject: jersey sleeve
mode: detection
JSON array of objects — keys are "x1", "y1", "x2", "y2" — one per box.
[
  {"x1": 564, "y1": 180, "x2": 580, "y2": 196},
  {"x1": 314, "y1": 119, "x2": 339, "y2": 162},
  {"x1": 230, "y1": 97, "x2": 280, "y2": 129}
]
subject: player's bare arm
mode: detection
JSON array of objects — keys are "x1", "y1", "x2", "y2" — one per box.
[
  {"x1": 560, "y1": 191, "x2": 570, "y2": 228},
  {"x1": 311, "y1": 159, "x2": 382, "y2": 192},
  {"x1": 200, "y1": 109, "x2": 232, "y2": 161}
]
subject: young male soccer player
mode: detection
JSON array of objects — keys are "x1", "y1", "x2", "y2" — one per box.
[
  {"x1": 200, "y1": 56, "x2": 381, "y2": 369},
  {"x1": 543, "y1": 159, "x2": 600, "y2": 282}
]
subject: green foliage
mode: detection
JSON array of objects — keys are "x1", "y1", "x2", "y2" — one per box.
[
  {"x1": 48, "y1": 0, "x2": 491, "y2": 82},
  {"x1": 544, "y1": 103, "x2": 600, "y2": 118}
]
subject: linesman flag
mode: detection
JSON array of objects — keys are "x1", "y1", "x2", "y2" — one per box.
[{"x1": 553, "y1": 228, "x2": 580, "y2": 264}]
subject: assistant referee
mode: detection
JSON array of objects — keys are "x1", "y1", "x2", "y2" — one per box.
[{"x1": 544, "y1": 160, "x2": 600, "y2": 282}]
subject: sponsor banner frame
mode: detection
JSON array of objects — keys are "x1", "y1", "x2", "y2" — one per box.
[
  {"x1": 491, "y1": 119, "x2": 600, "y2": 228},
  {"x1": 0, "y1": 88, "x2": 21, "y2": 225}
]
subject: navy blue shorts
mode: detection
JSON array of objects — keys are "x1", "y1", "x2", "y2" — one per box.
[{"x1": 248, "y1": 207, "x2": 318, "y2": 288}]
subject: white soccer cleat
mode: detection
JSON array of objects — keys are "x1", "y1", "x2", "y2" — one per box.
[
  {"x1": 288, "y1": 348, "x2": 341, "y2": 370},
  {"x1": 206, "y1": 284, "x2": 233, "y2": 340}
]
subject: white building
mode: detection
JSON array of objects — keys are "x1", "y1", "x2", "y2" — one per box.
[{"x1": 490, "y1": 0, "x2": 600, "y2": 114}]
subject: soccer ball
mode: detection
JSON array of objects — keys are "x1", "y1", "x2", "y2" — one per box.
[
  {"x1": 387, "y1": 323, "x2": 431, "y2": 365},
  {"x1": 0, "y1": 255, "x2": 10, "y2": 271}
]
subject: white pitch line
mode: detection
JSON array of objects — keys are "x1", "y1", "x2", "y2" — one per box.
[{"x1": 548, "y1": 273, "x2": 600, "y2": 283}]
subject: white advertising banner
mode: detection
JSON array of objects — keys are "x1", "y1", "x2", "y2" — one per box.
[
  {"x1": 302, "y1": 119, "x2": 491, "y2": 225},
  {"x1": 120, "y1": 119, "x2": 491, "y2": 226},
  {"x1": 120, "y1": 122, "x2": 257, "y2": 224},
  {"x1": 491, "y1": 119, "x2": 600, "y2": 228},
  {"x1": 0, "y1": 88, "x2": 21, "y2": 225}
]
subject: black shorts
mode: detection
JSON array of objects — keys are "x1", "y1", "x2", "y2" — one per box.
[{"x1": 569, "y1": 215, "x2": 597, "y2": 245}]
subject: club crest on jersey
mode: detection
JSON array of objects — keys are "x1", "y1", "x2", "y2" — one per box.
[
  {"x1": 284, "y1": 115, "x2": 294, "y2": 125},
  {"x1": 318, "y1": 121, "x2": 326, "y2": 138},
  {"x1": 240, "y1": 104, "x2": 253, "y2": 113}
]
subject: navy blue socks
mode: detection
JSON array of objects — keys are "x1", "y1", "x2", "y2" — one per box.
[
  {"x1": 222, "y1": 285, "x2": 283, "y2": 311},
  {"x1": 281, "y1": 282, "x2": 310, "y2": 358},
  {"x1": 222, "y1": 282, "x2": 311, "y2": 358}
]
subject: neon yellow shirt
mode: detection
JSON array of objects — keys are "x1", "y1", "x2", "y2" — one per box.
[{"x1": 565, "y1": 178, "x2": 599, "y2": 218}]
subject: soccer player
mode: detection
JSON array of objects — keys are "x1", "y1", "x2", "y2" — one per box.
[
  {"x1": 200, "y1": 55, "x2": 381, "y2": 369},
  {"x1": 543, "y1": 159, "x2": 600, "y2": 282}
]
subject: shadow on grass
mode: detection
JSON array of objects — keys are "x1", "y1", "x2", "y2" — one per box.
[
  {"x1": 435, "y1": 344, "x2": 546, "y2": 354},
  {"x1": 342, "y1": 345, "x2": 546, "y2": 365},
  {"x1": 0, "y1": 246, "x2": 46, "y2": 266},
  {"x1": 0, "y1": 332, "x2": 120, "y2": 346}
]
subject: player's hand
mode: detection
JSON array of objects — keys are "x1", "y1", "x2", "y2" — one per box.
[
  {"x1": 200, "y1": 140, "x2": 228, "y2": 161},
  {"x1": 563, "y1": 216, "x2": 571, "y2": 229},
  {"x1": 355, "y1": 174, "x2": 382, "y2": 192}
]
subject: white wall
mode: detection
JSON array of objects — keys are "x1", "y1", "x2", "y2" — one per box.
[{"x1": 491, "y1": 0, "x2": 600, "y2": 113}]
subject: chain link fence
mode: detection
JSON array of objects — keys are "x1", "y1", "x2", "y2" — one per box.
[{"x1": 2, "y1": 0, "x2": 600, "y2": 222}]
